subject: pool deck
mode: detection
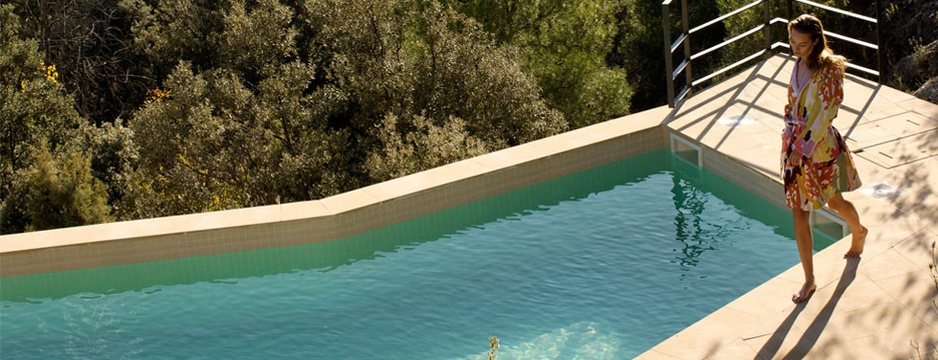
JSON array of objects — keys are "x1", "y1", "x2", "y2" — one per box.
[{"x1": 639, "y1": 54, "x2": 938, "y2": 359}]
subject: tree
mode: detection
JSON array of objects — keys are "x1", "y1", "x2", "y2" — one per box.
[
  {"x1": 9, "y1": 0, "x2": 150, "y2": 124},
  {"x1": 714, "y1": 0, "x2": 837, "y2": 76},
  {"x1": 120, "y1": 0, "x2": 360, "y2": 218},
  {"x1": 306, "y1": 0, "x2": 567, "y2": 180},
  {"x1": 874, "y1": 0, "x2": 938, "y2": 94},
  {"x1": 445, "y1": 0, "x2": 633, "y2": 128},
  {"x1": 611, "y1": 0, "x2": 725, "y2": 110},
  {"x1": 3, "y1": 144, "x2": 113, "y2": 232},
  {"x1": 127, "y1": 63, "x2": 276, "y2": 218},
  {"x1": 119, "y1": 0, "x2": 567, "y2": 218},
  {"x1": 1, "y1": 5, "x2": 79, "y2": 178},
  {"x1": 220, "y1": 0, "x2": 299, "y2": 81},
  {"x1": 119, "y1": 0, "x2": 227, "y2": 78},
  {"x1": 366, "y1": 113, "x2": 488, "y2": 181},
  {"x1": 253, "y1": 61, "x2": 356, "y2": 203},
  {"x1": 80, "y1": 119, "x2": 139, "y2": 219},
  {"x1": 1, "y1": 5, "x2": 115, "y2": 233}
]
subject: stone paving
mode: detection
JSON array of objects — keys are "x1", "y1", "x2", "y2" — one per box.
[{"x1": 638, "y1": 54, "x2": 938, "y2": 359}]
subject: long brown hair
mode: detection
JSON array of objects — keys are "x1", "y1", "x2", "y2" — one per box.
[{"x1": 789, "y1": 14, "x2": 846, "y2": 72}]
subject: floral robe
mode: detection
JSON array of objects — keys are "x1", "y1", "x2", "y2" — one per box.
[{"x1": 782, "y1": 59, "x2": 862, "y2": 211}]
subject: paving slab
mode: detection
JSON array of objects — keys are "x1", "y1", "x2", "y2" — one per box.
[{"x1": 641, "y1": 54, "x2": 938, "y2": 359}]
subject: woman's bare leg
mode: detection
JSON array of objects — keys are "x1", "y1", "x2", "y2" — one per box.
[
  {"x1": 792, "y1": 208, "x2": 817, "y2": 303},
  {"x1": 827, "y1": 193, "x2": 868, "y2": 258}
]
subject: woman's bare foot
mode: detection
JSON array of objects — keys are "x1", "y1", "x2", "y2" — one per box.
[
  {"x1": 792, "y1": 282, "x2": 817, "y2": 303},
  {"x1": 844, "y1": 226, "x2": 868, "y2": 258}
]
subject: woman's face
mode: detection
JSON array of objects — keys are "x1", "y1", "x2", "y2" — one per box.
[{"x1": 789, "y1": 29, "x2": 817, "y2": 59}]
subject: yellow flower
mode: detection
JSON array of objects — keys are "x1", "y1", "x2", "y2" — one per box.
[
  {"x1": 146, "y1": 88, "x2": 172, "y2": 102},
  {"x1": 43, "y1": 64, "x2": 58, "y2": 82}
]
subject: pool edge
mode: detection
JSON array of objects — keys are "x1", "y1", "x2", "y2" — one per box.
[{"x1": 0, "y1": 106, "x2": 672, "y2": 277}]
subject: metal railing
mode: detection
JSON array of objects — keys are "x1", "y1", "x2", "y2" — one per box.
[{"x1": 662, "y1": 0, "x2": 883, "y2": 108}]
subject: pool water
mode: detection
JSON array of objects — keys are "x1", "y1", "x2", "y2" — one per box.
[{"x1": 0, "y1": 150, "x2": 833, "y2": 359}]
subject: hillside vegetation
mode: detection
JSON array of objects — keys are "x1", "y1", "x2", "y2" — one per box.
[{"x1": 1, "y1": 0, "x2": 935, "y2": 233}]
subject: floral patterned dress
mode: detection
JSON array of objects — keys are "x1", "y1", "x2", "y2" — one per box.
[{"x1": 782, "y1": 59, "x2": 862, "y2": 211}]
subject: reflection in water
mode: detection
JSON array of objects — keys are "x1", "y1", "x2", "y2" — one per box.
[
  {"x1": 668, "y1": 166, "x2": 757, "y2": 274},
  {"x1": 671, "y1": 174, "x2": 711, "y2": 270},
  {"x1": 664, "y1": 159, "x2": 836, "y2": 276}
]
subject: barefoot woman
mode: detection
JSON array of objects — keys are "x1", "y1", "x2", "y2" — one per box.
[{"x1": 783, "y1": 14, "x2": 868, "y2": 303}]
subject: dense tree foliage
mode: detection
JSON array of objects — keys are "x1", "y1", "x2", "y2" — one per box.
[
  {"x1": 609, "y1": 0, "x2": 728, "y2": 108},
  {"x1": 113, "y1": 0, "x2": 566, "y2": 219},
  {"x1": 1, "y1": 0, "x2": 935, "y2": 232},
  {"x1": 11, "y1": 0, "x2": 147, "y2": 124},
  {"x1": 446, "y1": 0, "x2": 633, "y2": 127},
  {"x1": 5, "y1": 144, "x2": 113, "y2": 231},
  {"x1": 1, "y1": 5, "x2": 112, "y2": 232}
]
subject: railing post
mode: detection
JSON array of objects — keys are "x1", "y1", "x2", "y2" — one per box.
[
  {"x1": 763, "y1": 0, "x2": 771, "y2": 57},
  {"x1": 659, "y1": 0, "x2": 876, "y2": 106},
  {"x1": 875, "y1": 0, "x2": 884, "y2": 84},
  {"x1": 681, "y1": 0, "x2": 692, "y2": 94},
  {"x1": 786, "y1": 0, "x2": 793, "y2": 55},
  {"x1": 663, "y1": 1, "x2": 675, "y2": 107}
]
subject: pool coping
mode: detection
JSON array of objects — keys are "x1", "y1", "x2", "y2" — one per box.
[
  {"x1": 639, "y1": 55, "x2": 938, "y2": 359},
  {"x1": 1, "y1": 54, "x2": 936, "y2": 359},
  {"x1": 0, "y1": 108, "x2": 787, "y2": 278},
  {"x1": 0, "y1": 105, "x2": 673, "y2": 277}
]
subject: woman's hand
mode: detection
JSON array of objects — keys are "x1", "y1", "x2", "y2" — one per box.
[{"x1": 788, "y1": 148, "x2": 804, "y2": 167}]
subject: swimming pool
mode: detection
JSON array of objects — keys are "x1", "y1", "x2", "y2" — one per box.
[{"x1": 0, "y1": 150, "x2": 833, "y2": 359}]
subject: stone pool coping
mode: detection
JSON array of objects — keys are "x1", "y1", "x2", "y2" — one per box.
[
  {"x1": 639, "y1": 55, "x2": 938, "y2": 359},
  {"x1": 0, "y1": 103, "x2": 672, "y2": 276},
  {"x1": 1, "y1": 54, "x2": 936, "y2": 358}
]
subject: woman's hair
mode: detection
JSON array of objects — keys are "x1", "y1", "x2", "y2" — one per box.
[{"x1": 789, "y1": 14, "x2": 847, "y2": 72}]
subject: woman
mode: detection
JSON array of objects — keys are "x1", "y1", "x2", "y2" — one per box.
[{"x1": 783, "y1": 14, "x2": 868, "y2": 303}]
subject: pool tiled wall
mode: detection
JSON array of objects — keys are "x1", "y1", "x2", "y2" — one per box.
[
  {"x1": 701, "y1": 146, "x2": 786, "y2": 209},
  {"x1": 1, "y1": 107, "x2": 672, "y2": 277}
]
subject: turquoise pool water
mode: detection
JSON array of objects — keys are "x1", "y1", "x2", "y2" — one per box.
[{"x1": 0, "y1": 150, "x2": 833, "y2": 359}]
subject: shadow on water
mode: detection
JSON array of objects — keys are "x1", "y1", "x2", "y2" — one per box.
[{"x1": 1, "y1": 150, "x2": 676, "y2": 303}]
